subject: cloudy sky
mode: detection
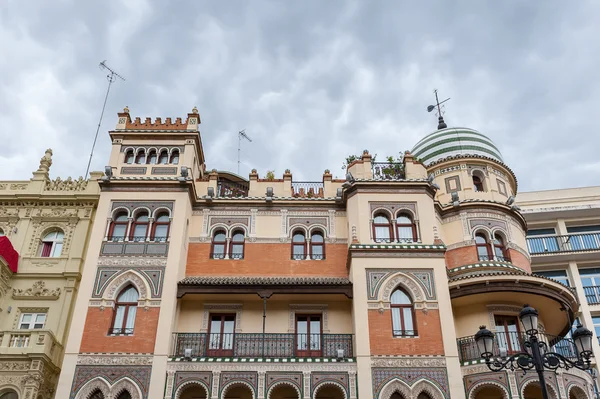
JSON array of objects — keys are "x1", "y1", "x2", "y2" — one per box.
[{"x1": 1, "y1": 1, "x2": 599, "y2": 192}]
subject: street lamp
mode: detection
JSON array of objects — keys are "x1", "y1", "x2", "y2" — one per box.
[{"x1": 474, "y1": 304, "x2": 594, "y2": 399}]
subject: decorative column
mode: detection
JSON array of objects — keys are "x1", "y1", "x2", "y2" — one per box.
[
  {"x1": 104, "y1": 217, "x2": 112, "y2": 240},
  {"x1": 224, "y1": 238, "x2": 231, "y2": 259},
  {"x1": 211, "y1": 371, "x2": 221, "y2": 399},
  {"x1": 125, "y1": 217, "x2": 133, "y2": 241},
  {"x1": 507, "y1": 371, "x2": 519, "y2": 398},
  {"x1": 257, "y1": 371, "x2": 266, "y2": 399},
  {"x1": 302, "y1": 371, "x2": 311, "y2": 399},
  {"x1": 146, "y1": 218, "x2": 154, "y2": 241},
  {"x1": 556, "y1": 370, "x2": 567, "y2": 398},
  {"x1": 348, "y1": 371, "x2": 357, "y2": 399},
  {"x1": 164, "y1": 370, "x2": 176, "y2": 399},
  {"x1": 305, "y1": 238, "x2": 311, "y2": 260}
]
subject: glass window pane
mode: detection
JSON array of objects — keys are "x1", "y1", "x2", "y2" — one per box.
[
  {"x1": 214, "y1": 232, "x2": 226, "y2": 242},
  {"x1": 156, "y1": 214, "x2": 169, "y2": 222},
  {"x1": 311, "y1": 233, "x2": 324, "y2": 243},
  {"x1": 374, "y1": 215, "x2": 389, "y2": 224},
  {"x1": 231, "y1": 244, "x2": 244, "y2": 255},
  {"x1": 154, "y1": 225, "x2": 168, "y2": 238},
  {"x1": 293, "y1": 244, "x2": 305, "y2": 255},
  {"x1": 51, "y1": 242, "x2": 63, "y2": 257},
  {"x1": 114, "y1": 306, "x2": 125, "y2": 329},
  {"x1": 232, "y1": 232, "x2": 245, "y2": 242},
  {"x1": 477, "y1": 246, "x2": 489, "y2": 257},
  {"x1": 136, "y1": 214, "x2": 149, "y2": 222},
  {"x1": 293, "y1": 233, "x2": 305, "y2": 243},
  {"x1": 391, "y1": 289, "x2": 411, "y2": 304},
  {"x1": 396, "y1": 215, "x2": 411, "y2": 224},
  {"x1": 375, "y1": 226, "x2": 390, "y2": 240},
  {"x1": 397, "y1": 226, "x2": 413, "y2": 240},
  {"x1": 118, "y1": 286, "x2": 139, "y2": 302},
  {"x1": 311, "y1": 245, "x2": 323, "y2": 256},
  {"x1": 213, "y1": 244, "x2": 225, "y2": 256},
  {"x1": 112, "y1": 225, "x2": 127, "y2": 238},
  {"x1": 403, "y1": 308, "x2": 414, "y2": 333},
  {"x1": 133, "y1": 224, "x2": 147, "y2": 237},
  {"x1": 22, "y1": 314, "x2": 32, "y2": 323},
  {"x1": 391, "y1": 308, "x2": 402, "y2": 333},
  {"x1": 475, "y1": 234, "x2": 487, "y2": 244}
]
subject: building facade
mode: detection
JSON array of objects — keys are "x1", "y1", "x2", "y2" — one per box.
[
  {"x1": 0, "y1": 150, "x2": 100, "y2": 399},
  {"x1": 54, "y1": 108, "x2": 596, "y2": 399}
]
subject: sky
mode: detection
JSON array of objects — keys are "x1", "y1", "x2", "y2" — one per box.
[{"x1": 1, "y1": 0, "x2": 599, "y2": 192}]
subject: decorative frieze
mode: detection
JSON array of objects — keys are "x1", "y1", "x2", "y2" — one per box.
[
  {"x1": 77, "y1": 355, "x2": 153, "y2": 366},
  {"x1": 371, "y1": 357, "x2": 446, "y2": 368},
  {"x1": 12, "y1": 281, "x2": 60, "y2": 300}
]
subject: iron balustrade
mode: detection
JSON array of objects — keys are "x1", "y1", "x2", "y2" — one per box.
[
  {"x1": 374, "y1": 238, "x2": 418, "y2": 244},
  {"x1": 527, "y1": 233, "x2": 600, "y2": 255},
  {"x1": 372, "y1": 162, "x2": 405, "y2": 180},
  {"x1": 291, "y1": 253, "x2": 306, "y2": 260},
  {"x1": 217, "y1": 180, "x2": 249, "y2": 198},
  {"x1": 478, "y1": 255, "x2": 511, "y2": 262},
  {"x1": 107, "y1": 236, "x2": 168, "y2": 243},
  {"x1": 311, "y1": 254, "x2": 325, "y2": 260},
  {"x1": 457, "y1": 331, "x2": 579, "y2": 363},
  {"x1": 291, "y1": 182, "x2": 324, "y2": 198},
  {"x1": 210, "y1": 252, "x2": 226, "y2": 260},
  {"x1": 108, "y1": 327, "x2": 134, "y2": 335},
  {"x1": 393, "y1": 330, "x2": 418, "y2": 337},
  {"x1": 171, "y1": 332, "x2": 353, "y2": 358},
  {"x1": 583, "y1": 286, "x2": 600, "y2": 305}
]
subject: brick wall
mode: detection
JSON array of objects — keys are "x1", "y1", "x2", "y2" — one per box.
[
  {"x1": 186, "y1": 243, "x2": 348, "y2": 277},
  {"x1": 445, "y1": 246, "x2": 478, "y2": 269},
  {"x1": 368, "y1": 309, "x2": 444, "y2": 355},
  {"x1": 508, "y1": 248, "x2": 531, "y2": 272},
  {"x1": 80, "y1": 307, "x2": 159, "y2": 353}
]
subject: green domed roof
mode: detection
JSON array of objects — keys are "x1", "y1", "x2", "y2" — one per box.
[{"x1": 411, "y1": 127, "x2": 503, "y2": 166}]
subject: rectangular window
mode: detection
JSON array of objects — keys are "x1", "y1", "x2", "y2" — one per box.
[
  {"x1": 565, "y1": 225, "x2": 600, "y2": 251},
  {"x1": 19, "y1": 313, "x2": 46, "y2": 329},
  {"x1": 494, "y1": 315, "x2": 521, "y2": 355},
  {"x1": 207, "y1": 314, "x2": 235, "y2": 356},
  {"x1": 593, "y1": 317, "x2": 600, "y2": 341},
  {"x1": 296, "y1": 314, "x2": 322, "y2": 357},
  {"x1": 535, "y1": 270, "x2": 570, "y2": 287},
  {"x1": 526, "y1": 228, "x2": 559, "y2": 253},
  {"x1": 580, "y1": 270, "x2": 600, "y2": 304}
]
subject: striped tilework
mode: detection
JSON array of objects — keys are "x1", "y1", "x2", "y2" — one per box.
[
  {"x1": 349, "y1": 244, "x2": 446, "y2": 250},
  {"x1": 411, "y1": 127, "x2": 503, "y2": 166},
  {"x1": 448, "y1": 262, "x2": 522, "y2": 273},
  {"x1": 168, "y1": 357, "x2": 356, "y2": 363}
]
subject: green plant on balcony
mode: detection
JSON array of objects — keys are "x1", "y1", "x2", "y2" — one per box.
[{"x1": 265, "y1": 170, "x2": 275, "y2": 180}]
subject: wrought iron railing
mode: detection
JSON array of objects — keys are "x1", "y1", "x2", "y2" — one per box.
[
  {"x1": 393, "y1": 330, "x2": 418, "y2": 337},
  {"x1": 374, "y1": 238, "x2": 418, "y2": 244},
  {"x1": 478, "y1": 255, "x2": 511, "y2": 262},
  {"x1": 171, "y1": 332, "x2": 353, "y2": 358},
  {"x1": 107, "y1": 236, "x2": 168, "y2": 243},
  {"x1": 291, "y1": 182, "x2": 324, "y2": 198},
  {"x1": 311, "y1": 254, "x2": 325, "y2": 260},
  {"x1": 372, "y1": 162, "x2": 405, "y2": 180},
  {"x1": 291, "y1": 253, "x2": 306, "y2": 260},
  {"x1": 217, "y1": 180, "x2": 249, "y2": 198},
  {"x1": 583, "y1": 286, "x2": 600, "y2": 305},
  {"x1": 210, "y1": 252, "x2": 226, "y2": 259},
  {"x1": 527, "y1": 233, "x2": 600, "y2": 255},
  {"x1": 108, "y1": 328, "x2": 134, "y2": 335},
  {"x1": 457, "y1": 331, "x2": 579, "y2": 363}
]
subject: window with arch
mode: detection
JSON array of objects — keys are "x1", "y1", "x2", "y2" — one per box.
[
  {"x1": 373, "y1": 213, "x2": 392, "y2": 242},
  {"x1": 152, "y1": 212, "x2": 170, "y2": 242},
  {"x1": 110, "y1": 285, "x2": 139, "y2": 335},
  {"x1": 89, "y1": 390, "x2": 105, "y2": 399},
  {"x1": 396, "y1": 213, "x2": 417, "y2": 242},
  {"x1": 475, "y1": 232, "x2": 493, "y2": 261},
  {"x1": 131, "y1": 211, "x2": 149, "y2": 242},
  {"x1": 391, "y1": 288, "x2": 416, "y2": 337},
  {"x1": 0, "y1": 228, "x2": 4, "y2": 236},
  {"x1": 170, "y1": 150, "x2": 180, "y2": 164},
  {"x1": 493, "y1": 233, "x2": 510, "y2": 262},
  {"x1": 472, "y1": 172, "x2": 485, "y2": 192},
  {"x1": 230, "y1": 230, "x2": 245, "y2": 259},
  {"x1": 310, "y1": 231, "x2": 325, "y2": 260},
  {"x1": 292, "y1": 230, "x2": 307, "y2": 260},
  {"x1": 134, "y1": 150, "x2": 145, "y2": 164},
  {"x1": 116, "y1": 391, "x2": 132, "y2": 399},
  {"x1": 147, "y1": 149, "x2": 157, "y2": 164},
  {"x1": 211, "y1": 230, "x2": 227, "y2": 259},
  {"x1": 158, "y1": 150, "x2": 169, "y2": 164},
  {"x1": 40, "y1": 230, "x2": 64, "y2": 257},
  {"x1": 124, "y1": 149, "x2": 134, "y2": 164},
  {"x1": 109, "y1": 212, "x2": 129, "y2": 241},
  {"x1": 0, "y1": 391, "x2": 19, "y2": 399}
]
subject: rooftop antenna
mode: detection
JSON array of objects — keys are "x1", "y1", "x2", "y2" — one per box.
[
  {"x1": 85, "y1": 60, "x2": 125, "y2": 179},
  {"x1": 427, "y1": 89, "x2": 450, "y2": 130},
  {"x1": 237, "y1": 129, "x2": 252, "y2": 175}
]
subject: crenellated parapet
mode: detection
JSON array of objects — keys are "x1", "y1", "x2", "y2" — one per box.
[{"x1": 115, "y1": 106, "x2": 200, "y2": 131}]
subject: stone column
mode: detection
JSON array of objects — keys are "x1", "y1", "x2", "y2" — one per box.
[
  {"x1": 211, "y1": 371, "x2": 221, "y2": 399},
  {"x1": 507, "y1": 371, "x2": 519, "y2": 398},
  {"x1": 146, "y1": 218, "x2": 154, "y2": 241},
  {"x1": 125, "y1": 217, "x2": 133, "y2": 241},
  {"x1": 257, "y1": 371, "x2": 266, "y2": 399},
  {"x1": 104, "y1": 217, "x2": 112, "y2": 240},
  {"x1": 164, "y1": 370, "x2": 175, "y2": 399},
  {"x1": 302, "y1": 371, "x2": 311, "y2": 399},
  {"x1": 348, "y1": 371, "x2": 357, "y2": 399}
]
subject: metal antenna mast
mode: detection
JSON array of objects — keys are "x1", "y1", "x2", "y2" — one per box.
[
  {"x1": 427, "y1": 89, "x2": 450, "y2": 130},
  {"x1": 85, "y1": 61, "x2": 125, "y2": 179},
  {"x1": 237, "y1": 129, "x2": 252, "y2": 175}
]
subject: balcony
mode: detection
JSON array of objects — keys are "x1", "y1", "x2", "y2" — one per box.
[
  {"x1": 372, "y1": 162, "x2": 405, "y2": 180},
  {"x1": 477, "y1": 255, "x2": 511, "y2": 263},
  {"x1": 527, "y1": 233, "x2": 600, "y2": 255},
  {"x1": 457, "y1": 331, "x2": 579, "y2": 364},
  {"x1": 0, "y1": 330, "x2": 62, "y2": 365},
  {"x1": 583, "y1": 286, "x2": 600, "y2": 305},
  {"x1": 171, "y1": 333, "x2": 354, "y2": 359},
  {"x1": 217, "y1": 180, "x2": 249, "y2": 198},
  {"x1": 291, "y1": 182, "x2": 324, "y2": 198}
]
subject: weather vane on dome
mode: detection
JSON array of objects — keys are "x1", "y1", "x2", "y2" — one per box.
[{"x1": 427, "y1": 89, "x2": 450, "y2": 130}]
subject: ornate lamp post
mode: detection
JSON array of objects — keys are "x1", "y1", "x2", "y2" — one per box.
[{"x1": 474, "y1": 304, "x2": 594, "y2": 399}]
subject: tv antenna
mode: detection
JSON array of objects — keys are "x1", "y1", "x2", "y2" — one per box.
[
  {"x1": 85, "y1": 60, "x2": 125, "y2": 179},
  {"x1": 427, "y1": 89, "x2": 450, "y2": 130},
  {"x1": 237, "y1": 129, "x2": 252, "y2": 175}
]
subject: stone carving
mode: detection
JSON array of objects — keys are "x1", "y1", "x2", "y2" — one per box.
[
  {"x1": 373, "y1": 368, "x2": 449, "y2": 399},
  {"x1": 12, "y1": 281, "x2": 60, "y2": 299},
  {"x1": 93, "y1": 267, "x2": 164, "y2": 298},
  {"x1": 0, "y1": 361, "x2": 31, "y2": 371},
  {"x1": 313, "y1": 381, "x2": 347, "y2": 399},
  {"x1": 77, "y1": 355, "x2": 153, "y2": 365},
  {"x1": 96, "y1": 256, "x2": 168, "y2": 267},
  {"x1": 71, "y1": 365, "x2": 150, "y2": 399},
  {"x1": 45, "y1": 176, "x2": 88, "y2": 191},
  {"x1": 10, "y1": 183, "x2": 28, "y2": 190},
  {"x1": 265, "y1": 373, "x2": 302, "y2": 399},
  {"x1": 369, "y1": 202, "x2": 418, "y2": 219},
  {"x1": 367, "y1": 269, "x2": 436, "y2": 301},
  {"x1": 167, "y1": 362, "x2": 357, "y2": 374},
  {"x1": 380, "y1": 273, "x2": 424, "y2": 302},
  {"x1": 104, "y1": 271, "x2": 149, "y2": 300},
  {"x1": 371, "y1": 357, "x2": 446, "y2": 368}
]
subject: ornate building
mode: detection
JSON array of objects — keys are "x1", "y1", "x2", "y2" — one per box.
[
  {"x1": 0, "y1": 150, "x2": 100, "y2": 399},
  {"x1": 53, "y1": 108, "x2": 595, "y2": 399}
]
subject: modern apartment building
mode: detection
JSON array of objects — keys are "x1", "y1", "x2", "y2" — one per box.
[
  {"x1": 52, "y1": 108, "x2": 595, "y2": 399},
  {"x1": 0, "y1": 150, "x2": 100, "y2": 399}
]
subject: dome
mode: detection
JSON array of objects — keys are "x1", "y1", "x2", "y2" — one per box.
[{"x1": 410, "y1": 127, "x2": 503, "y2": 166}]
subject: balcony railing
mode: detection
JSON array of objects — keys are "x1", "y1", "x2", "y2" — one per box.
[
  {"x1": 478, "y1": 255, "x2": 511, "y2": 262},
  {"x1": 171, "y1": 333, "x2": 353, "y2": 358},
  {"x1": 0, "y1": 330, "x2": 63, "y2": 365},
  {"x1": 217, "y1": 180, "x2": 249, "y2": 198},
  {"x1": 583, "y1": 286, "x2": 600, "y2": 305},
  {"x1": 372, "y1": 162, "x2": 405, "y2": 180},
  {"x1": 527, "y1": 233, "x2": 600, "y2": 255},
  {"x1": 107, "y1": 236, "x2": 168, "y2": 243},
  {"x1": 457, "y1": 331, "x2": 579, "y2": 363},
  {"x1": 374, "y1": 238, "x2": 418, "y2": 244},
  {"x1": 291, "y1": 182, "x2": 324, "y2": 198},
  {"x1": 108, "y1": 327, "x2": 134, "y2": 335},
  {"x1": 210, "y1": 252, "x2": 244, "y2": 260}
]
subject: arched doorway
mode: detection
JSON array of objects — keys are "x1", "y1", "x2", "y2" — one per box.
[
  {"x1": 179, "y1": 383, "x2": 208, "y2": 399},
  {"x1": 390, "y1": 393, "x2": 406, "y2": 399},
  {"x1": 471, "y1": 385, "x2": 506, "y2": 399},
  {"x1": 523, "y1": 382, "x2": 557, "y2": 399},
  {"x1": 222, "y1": 383, "x2": 253, "y2": 399},
  {"x1": 416, "y1": 393, "x2": 432, "y2": 399},
  {"x1": 314, "y1": 384, "x2": 345, "y2": 399},
  {"x1": 269, "y1": 384, "x2": 299, "y2": 399},
  {"x1": 0, "y1": 390, "x2": 18, "y2": 399},
  {"x1": 569, "y1": 385, "x2": 589, "y2": 399}
]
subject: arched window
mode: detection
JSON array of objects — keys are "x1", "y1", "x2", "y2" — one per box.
[
  {"x1": 230, "y1": 230, "x2": 245, "y2": 259},
  {"x1": 391, "y1": 288, "x2": 416, "y2": 336},
  {"x1": 134, "y1": 150, "x2": 145, "y2": 164},
  {"x1": 89, "y1": 390, "x2": 105, "y2": 399},
  {"x1": 124, "y1": 150, "x2": 134, "y2": 164},
  {"x1": 493, "y1": 233, "x2": 510, "y2": 262},
  {"x1": 116, "y1": 391, "x2": 132, "y2": 399},
  {"x1": 373, "y1": 213, "x2": 392, "y2": 242},
  {"x1": 0, "y1": 228, "x2": 4, "y2": 236},
  {"x1": 473, "y1": 172, "x2": 485, "y2": 192},
  {"x1": 109, "y1": 212, "x2": 129, "y2": 241},
  {"x1": 396, "y1": 213, "x2": 417, "y2": 242},
  {"x1": 158, "y1": 150, "x2": 169, "y2": 164},
  {"x1": 310, "y1": 231, "x2": 325, "y2": 260},
  {"x1": 131, "y1": 211, "x2": 149, "y2": 242},
  {"x1": 111, "y1": 285, "x2": 139, "y2": 335},
  {"x1": 170, "y1": 150, "x2": 180, "y2": 164},
  {"x1": 211, "y1": 230, "x2": 227, "y2": 259},
  {"x1": 147, "y1": 150, "x2": 157, "y2": 164},
  {"x1": 152, "y1": 213, "x2": 170, "y2": 242},
  {"x1": 40, "y1": 230, "x2": 64, "y2": 257},
  {"x1": 475, "y1": 232, "x2": 493, "y2": 261},
  {"x1": 292, "y1": 231, "x2": 307, "y2": 260}
]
